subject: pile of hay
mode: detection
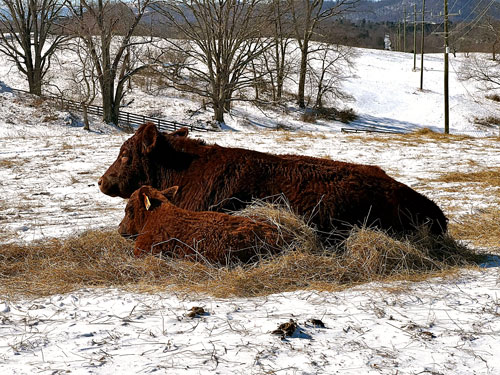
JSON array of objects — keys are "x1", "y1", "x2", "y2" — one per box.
[{"x1": 0, "y1": 201, "x2": 481, "y2": 298}]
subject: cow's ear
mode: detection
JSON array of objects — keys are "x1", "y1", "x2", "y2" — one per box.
[
  {"x1": 170, "y1": 128, "x2": 189, "y2": 138},
  {"x1": 142, "y1": 123, "x2": 158, "y2": 154},
  {"x1": 161, "y1": 186, "x2": 178, "y2": 201}
]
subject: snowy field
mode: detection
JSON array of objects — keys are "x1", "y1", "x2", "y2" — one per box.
[{"x1": 0, "y1": 47, "x2": 499, "y2": 374}]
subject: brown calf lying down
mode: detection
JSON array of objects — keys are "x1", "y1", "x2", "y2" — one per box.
[
  {"x1": 101, "y1": 123, "x2": 448, "y2": 235},
  {"x1": 119, "y1": 185, "x2": 286, "y2": 264}
]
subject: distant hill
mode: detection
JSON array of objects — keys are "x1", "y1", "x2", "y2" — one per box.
[{"x1": 343, "y1": 0, "x2": 500, "y2": 22}]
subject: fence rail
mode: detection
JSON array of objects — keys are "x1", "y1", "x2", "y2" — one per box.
[
  {"x1": 10, "y1": 88, "x2": 211, "y2": 133},
  {"x1": 340, "y1": 127, "x2": 403, "y2": 134}
]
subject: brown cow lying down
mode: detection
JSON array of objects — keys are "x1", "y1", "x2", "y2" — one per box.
[
  {"x1": 119, "y1": 185, "x2": 287, "y2": 264},
  {"x1": 101, "y1": 123, "x2": 448, "y2": 235}
]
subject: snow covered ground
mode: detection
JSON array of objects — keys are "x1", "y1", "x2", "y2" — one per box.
[
  {"x1": 1, "y1": 271, "x2": 499, "y2": 375},
  {"x1": 1, "y1": 47, "x2": 499, "y2": 374}
]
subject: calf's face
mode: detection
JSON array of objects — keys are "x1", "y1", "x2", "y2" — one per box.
[{"x1": 118, "y1": 185, "x2": 179, "y2": 237}]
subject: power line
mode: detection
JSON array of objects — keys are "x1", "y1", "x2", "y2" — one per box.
[
  {"x1": 448, "y1": 0, "x2": 496, "y2": 42},
  {"x1": 431, "y1": 0, "x2": 489, "y2": 37}
]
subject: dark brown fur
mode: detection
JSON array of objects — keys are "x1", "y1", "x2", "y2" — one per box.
[
  {"x1": 119, "y1": 185, "x2": 286, "y2": 264},
  {"x1": 101, "y1": 123, "x2": 448, "y2": 235}
]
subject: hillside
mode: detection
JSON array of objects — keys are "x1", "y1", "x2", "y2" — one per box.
[
  {"x1": 1, "y1": 46, "x2": 499, "y2": 374},
  {"x1": 352, "y1": 0, "x2": 500, "y2": 22}
]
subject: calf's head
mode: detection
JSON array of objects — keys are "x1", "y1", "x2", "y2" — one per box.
[
  {"x1": 119, "y1": 185, "x2": 179, "y2": 237},
  {"x1": 98, "y1": 122, "x2": 189, "y2": 198}
]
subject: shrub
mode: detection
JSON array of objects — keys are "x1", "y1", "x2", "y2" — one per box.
[
  {"x1": 474, "y1": 116, "x2": 500, "y2": 127},
  {"x1": 486, "y1": 94, "x2": 500, "y2": 102},
  {"x1": 300, "y1": 112, "x2": 317, "y2": 123},
  {"x1": 337, "y1": 108, "x2": 357, "y2": 123},
  {"x1": 300, "y1": 107, "x2": 358, "y2": 124}
]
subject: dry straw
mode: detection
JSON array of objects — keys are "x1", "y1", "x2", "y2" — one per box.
[
  {"x1": 450, "y1": 208, "x2": 500, "y2": 250},
  {"x1": 0, "y1": 201, "x2": 483, "y2": 299}
]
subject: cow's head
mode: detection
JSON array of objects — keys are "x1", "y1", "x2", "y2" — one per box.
[
  {"x1": 119, "y1": 185, "x2": 178, "y2": 237},
  {"x1": 98, "y1": 123, "x2": 189, "y2": 198}
]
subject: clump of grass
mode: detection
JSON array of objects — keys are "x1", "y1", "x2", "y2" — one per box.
[
  {"x1": 436, "y1": 169, "x2": 500, "y2": 185},
  {"x1": 0, "y1": 159, "x2": 16, "y2": 169},
  {"x1": 42, "y1": 114, "x2": 59, "y2": 123},
  {"x1": 409, "y1": 128, "x2": 472, "y2": 141},
  {"x1": 346, "y1": 128, "x2": 473, "y2": 145},
  {"x1": 0, "y1": 204, "x2": 481, "y2": 299},
  {"x1": 340, "y1": 226, "x2": 477, "y2": 283},
  {"x1": 450, "y1": 208, "x2": 500, "y2": 250}
]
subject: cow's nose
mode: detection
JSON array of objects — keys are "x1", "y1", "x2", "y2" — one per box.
[{"x1": 98, "y1": 177, "x2": 103, "y2": 186}]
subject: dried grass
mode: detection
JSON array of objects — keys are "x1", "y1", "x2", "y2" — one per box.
[
  {"x1": 0, "y1": 159, "x2": 15, "y2": 168},
  {"x1": 407, "y1": 128, "x2": 476, "y2": 142},
  {"x1": 0, "y1": 203, "x2": 481, "y2": 299},
  {"x1": 450, "y1": 208, "x2": 500, "y2": 250},
  {"x1": 235, "y1": 199, "x2": 322, "y2": 254},
  {"x1": 347, "y1": 128, "x2": 475, "y2": 144},
  {"x1": 274, "y1": 130, "x2": 327, "y2": 144},
  {"x1": 435, "y1": 169, "x2": 500, "y2": 185}
]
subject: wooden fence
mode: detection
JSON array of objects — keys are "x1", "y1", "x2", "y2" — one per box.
[{"x1": 10, "y1": 88, "x2": 211, "y2": 133}]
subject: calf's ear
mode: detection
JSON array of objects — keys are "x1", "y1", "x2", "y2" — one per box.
[
  {"x1": 161, "y1": 186, "x2": 179, "y2": 200},
  {"x1": 142, "y1": 123, "x2": 158, "y2": 154},
  {"x1": 143, "y1": 194, "x2": 152, "y2": 210}
]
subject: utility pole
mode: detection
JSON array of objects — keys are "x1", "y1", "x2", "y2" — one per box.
[
  {"x1": 398, "y1": 21, "x2": 401, "y2": 51},
  {"x1": 413, "y1": 3, "x2": 417, "y2": 70},
  {"x1": 434, "y1": 1, "x2": 459, "y2": 133},
  {"x1": 420, "y1": 0, "x2": 426, "y2": 90},
  {"x1": 403, "y1": 6, "x2": 407, "y2": 52},
  {"x1": 444, "y1": 0, "x2": 449, "y2": 134}
]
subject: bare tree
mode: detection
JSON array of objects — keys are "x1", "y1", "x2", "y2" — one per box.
[
  {"x1": 260, "y1": 0, "x2": 296, "y2": 104},
  {"x1": 64, "y1": 0, "x2": 152, "y2": 125},
  {"x1": 152, "y1": 0, "x2": 273, "y2": 125},
  {"x1": 287, "y1": 0, "x2": 358, "y2": 108},
  {"x1": 307, "y1": 43, "x2": 355, "y2": 109},
  {"x1": 63, "y1": 39, "x2": 98, "y2": 130},
  {"x1": 459, "y1": 54, "x2": 500, "y2": 91},
  {"x1": 479, "y1": 14, "x2": 500, "y2": 61},
  {"x1": 0, "y1": 0, "x2": 69, "y2": 95}
]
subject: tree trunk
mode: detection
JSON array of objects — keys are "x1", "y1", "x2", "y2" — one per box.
[
  {"x1": 213, "y1": 102, "x2": 225, "y2": 123},
  {"x1": 224, "y1": 98, "x2": 231, "y2": 112},
  {"x1": 101, "y1": 77, "x2": 119, "y2": 124},
  {"x1": 111, "y1": 102, "x2": 120, "y2": 125},
  {"x1": 297, "y1": 41, "x2": 309, "y2": 108},
  {"x1": 27, "y1": 68, "x2": 42, "y2": 96},
  {"x1": 252, "y1": 61, "x2": 259, "y2": 100},
  {"x1": 315, "y1": 86, "x2": 323, "y2": 109},
  {"x1": 82, "y1": 105, "x2": 90, "y2": 131},
  {"x1": 276, "y1": 67, "x2": 284, "y2": 102}
]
